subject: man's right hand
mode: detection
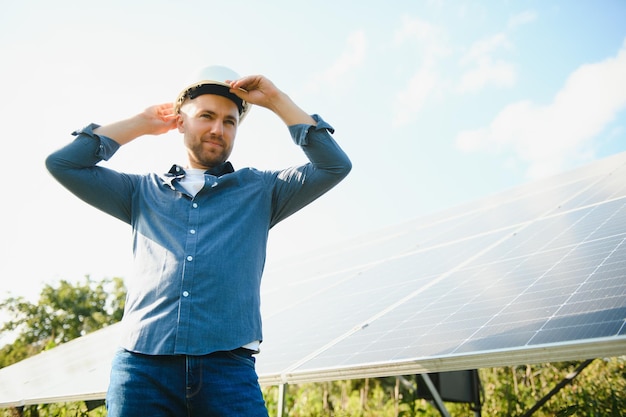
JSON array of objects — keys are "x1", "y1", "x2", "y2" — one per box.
[{"x1": 94, "y1": 103, "x2": 178, "y2": 145}]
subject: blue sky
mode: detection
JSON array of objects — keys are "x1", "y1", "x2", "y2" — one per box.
[{"x1": 1, "y1": 0, "x2": 625, "y2": 309}]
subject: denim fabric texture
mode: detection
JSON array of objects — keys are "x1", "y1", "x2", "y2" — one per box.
[
  {"x1": 106, "y1": 348, "x2": 269, "y2": 417},
  {"x1": 45, "y1": 115, "x2": 351, "y2": 356},
  {"x1": 47, "y1": 113, "x2": 350, "y2": 416}
]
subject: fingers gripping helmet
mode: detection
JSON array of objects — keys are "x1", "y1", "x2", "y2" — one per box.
[{"x1": 175, "y1": 65, "x2": 252, "y2": 123}]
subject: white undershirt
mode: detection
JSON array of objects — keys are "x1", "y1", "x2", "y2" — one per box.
[
  {"x1": 178, "y1": 168, "x2": 206, "y2": 197},
  {"x1": 178, "y1": 168, "x2": 261, "y2": 353}
]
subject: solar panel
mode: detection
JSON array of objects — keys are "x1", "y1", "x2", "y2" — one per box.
[
  {"x1": 256, "y1": 152, "x2": 626, "y2": 383},
  {"x1": 1, "y1": 151, "x2": 625, "y2": 405}
]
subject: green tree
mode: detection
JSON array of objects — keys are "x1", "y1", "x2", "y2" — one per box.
[
  {"x1": 0, "y1": 276, "x2": 126, "y2": 417},
  {"x1": 1, "y1": 276, "x2": 125, "y2": 367}
]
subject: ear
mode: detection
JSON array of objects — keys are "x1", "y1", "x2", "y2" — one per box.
[{"x1": 176, "y1": 113, "x2": 185, "y2": 133}]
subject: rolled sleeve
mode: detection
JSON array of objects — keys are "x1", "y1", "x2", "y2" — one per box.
[
  {"x1": 46, "y1": 123, "x2": 135, "y2": 223},
  {"x1": 72, "y1": 123, "x2": 120, "y2": 161},
  {"x1": 288, "y1": 114, "x2": 335, "y2": 146}
]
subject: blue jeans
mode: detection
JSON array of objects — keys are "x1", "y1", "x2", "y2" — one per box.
[{"x1": 106, "y1": 348, "x2": 269, "y2": 417}]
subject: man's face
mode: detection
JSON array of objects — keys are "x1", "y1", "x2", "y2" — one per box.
[{"x1": 177, "y1": 94, "x2": 239, "y2": 169}]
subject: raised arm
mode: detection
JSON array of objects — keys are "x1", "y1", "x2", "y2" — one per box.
[
  {"x1": 94, "y1": 103, "x2": 178, "y2": 145},
  {"x1": 228, "y1": 76, "x2": 352, "y2": 226},
  {"x1": 228, "y1": 76, "x2": 316, "y2": 127},
  {"x1": 45, "y1": 103, "x2": 177, "y2": 223}
]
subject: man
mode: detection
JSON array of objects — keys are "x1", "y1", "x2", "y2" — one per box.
[{"x1": 45, "y1": 66, "x2": 351, "y2": 416}]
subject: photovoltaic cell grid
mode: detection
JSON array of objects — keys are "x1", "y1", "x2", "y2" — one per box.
[{"x1": 256, "y1": 152, "x2": 626, "y2": 383}]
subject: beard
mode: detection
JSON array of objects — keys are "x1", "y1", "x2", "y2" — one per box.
[{"x1": 186, "y1": 136, "x2": 233, "y2": 169}]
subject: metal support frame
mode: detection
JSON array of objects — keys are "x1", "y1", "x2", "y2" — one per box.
[
  {"x1": 518, "y1": 359, "x2": 594, "y2": 417},
  {"x1": 419, "y1": 373, "x2": 453, "y2": 417},
  {"x1": 277, "y1": 383, "x2": 287, "y2": 417},
  {"x1": 417, "y1": 370, "x2": 482, "y2": 417}
]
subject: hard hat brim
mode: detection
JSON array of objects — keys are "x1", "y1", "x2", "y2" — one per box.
[{"x1": 175, "y1": 80, "x2": 251, "y2": 123}]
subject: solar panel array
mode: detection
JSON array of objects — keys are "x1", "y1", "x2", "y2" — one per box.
[
  {"x1": 256, "y1": 151, "x2": 626, "y2": 383},
  {"x1": 1, "y1": 151, "x2": 625, "y2": 406}
]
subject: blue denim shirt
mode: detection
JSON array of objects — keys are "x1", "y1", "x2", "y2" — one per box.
[{"x1": 46, "y1": 115, "x2": 351, "y2": 355}]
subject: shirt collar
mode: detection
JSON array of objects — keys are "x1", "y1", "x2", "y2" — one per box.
[{"x1": 161, "y1": 162, "x2": 235, "y2": 189}]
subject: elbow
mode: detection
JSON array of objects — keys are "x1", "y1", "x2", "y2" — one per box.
[
  {"x1": 321, "y1": 155, "x2": 352, "y2": 181},
  {"x1": 336, "y1": 154, "x2": 352, "y2": 179},
  {"x1": 45, "y1": 150, "x2": 75, "y2": 182},
  {"x1": 338, "y1": 157, "x2": 352, "y2": 179},
  {"x1": 45, "y1": 151, "x2": 69, "y2": 180},
  {"x1": 45, "y1": 152, "x2": 60, "y2": 176}
]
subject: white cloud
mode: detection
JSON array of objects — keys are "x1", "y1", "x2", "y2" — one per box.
[
  {"x1": 303, "y1": 30, "x2": 366, "y2": 92},
  {"x1": 458, "y1": 59, "x2": 516, "y2": 93},
  {"x1": 508, "y1": 10, "x2": 537, "y2": 30},
  {"x1": 457, "y1": 32, "x2": 517, "y2": 93},
  {"x1": 394, "y1": 14, "x2": 439, "y2": 44},
  {"x1": 455, "y1": 10, "x2": 534, "y2": 96},
  {"x1": 394, "y1": 15, "x2": 449, "y2": 61},
  {"x1": 455, "y1": 39, "x2": 626, "y2": 179},
  {"x1": 392, "y1": 66, "x2": 439, "y2": 127},
  {"x1": 461, "y1": 33, "x2": 512, "y2": 65},
  {"x1": 391, "y1": 16, "x2": 449, "y2": 126}
]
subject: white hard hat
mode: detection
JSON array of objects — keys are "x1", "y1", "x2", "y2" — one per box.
[{"x1": 175, "y1": 65, "x2": 251, "y2": 123}]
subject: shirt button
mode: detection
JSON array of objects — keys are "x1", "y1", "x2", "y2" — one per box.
[
  {"x1": 190, "y1": 229, "x2": 196, "y2": 234},
  {"x1": 192, "y1": 203, "x2": 198, "y2": 208},
  {"x1": 182, "y1": 291, "x2": 189, "y2": 297},
  {"x1": 187, "y1": 256, "x2": 193, "y2": 261}
]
